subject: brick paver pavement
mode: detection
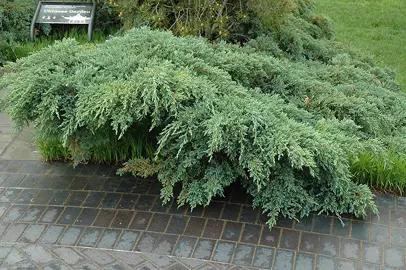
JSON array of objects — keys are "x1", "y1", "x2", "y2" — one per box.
[{"x1": 0, "y1": 160, "x2": 404, "y2": 269}]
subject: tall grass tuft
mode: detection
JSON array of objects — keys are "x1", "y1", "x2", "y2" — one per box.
[
  {"x1": 350, "y1": 151, "x2": 406, "y2": 195},
  {"x1": 37, "y1": 131, "x2": 155, "y2": 164}
]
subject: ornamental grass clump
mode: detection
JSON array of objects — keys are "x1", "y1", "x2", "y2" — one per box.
[{"x1": 1, "y1": 1, "x2": 406, "y2": 226}]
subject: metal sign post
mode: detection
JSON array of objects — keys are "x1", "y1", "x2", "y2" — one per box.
[{"x1": 30, "y1": 1, "x2": 96, "y2": 41}]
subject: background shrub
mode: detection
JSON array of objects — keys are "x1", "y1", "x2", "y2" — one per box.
[{"x1": 0, "y1": 0, "x2": 121, "y2": 65}]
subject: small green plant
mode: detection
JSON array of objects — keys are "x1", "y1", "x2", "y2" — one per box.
[
  {"x1": 37, "y1": 137, "x2": 70, "y2": 162},
  {"x1": 351, "y1": 151, "x2": 406, "y2": 194},
  {"x1": 37, "y1": 129, "x2": 155, "y2": 163}
]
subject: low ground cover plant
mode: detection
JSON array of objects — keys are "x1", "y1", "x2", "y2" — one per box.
[{"x1": 1, "y1": 0, "x2": 406, "y2": 226}]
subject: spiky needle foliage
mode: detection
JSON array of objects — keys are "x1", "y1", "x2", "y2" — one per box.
[{"x1": 2, "y1": 1, "x2": 405, "y2": 226}]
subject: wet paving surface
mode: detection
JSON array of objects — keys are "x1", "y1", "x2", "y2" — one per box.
[{"x1": 0, "y1": 160, "x2": 404, "y2": 269}]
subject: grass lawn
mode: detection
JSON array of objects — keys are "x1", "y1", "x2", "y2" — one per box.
[{"x1": 315, "y1": 0, "x2": 406, "y2": 89}]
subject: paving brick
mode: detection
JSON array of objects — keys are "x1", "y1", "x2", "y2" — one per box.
[
  {"x1": 166, "y1": 215, "x2": 188, "y2": 235},
  {"x1": 332, "y1": 218, "x2": 350, "y2": 237},
  {"x1": 50, "y1": 191, "x2": 71, "y2": 205},
  {"x1": 363, "y1": 242, "x2": 382, "y2": 265},
  {"x1": 253, "y1": 246, "x2": 274, "y2": 269},
  {"x1": 1, "y1": 174, "x2": 26, "y2": 187},
  {"x1": 240, "y1": 224, "x2": 261, "y2": 245},
  {"x1": 203, "y1": 219, "x2": 224, "y2": 239},
  {"x1": 2, "y1": 248, "x2": 32, "y2": 269},
  {"x1": 49, "y1": 163, "x2": 70, "y2": 175},
  {"x1": 130, "y1": 211, "x2": 152, "y2": 230},
  {"x1": 0, "y1": 204, "x2": 9, "y2": 218},
  {"x1": 390, "y1": 210, "x2": 406, "y2": 227},
  {"x1": 239, "y1": 205, "x2": 259, "y2": 223},
  {"x1": 35, "y1": 175, "x2": 57, "y2": 188},
  {"x1": 0, "y1": 189, "x2": 21, "y2": 203},
  {"x1": 260, "y1": 227, "x2": 280, "y2": 247},
  {"x1": 193, "y1": 239, "x2": 216, "y2": 260},
  {"x1": 351, "y1": 220, "x2": 370, "y2": 241},
  {"x1": 115, "y1": 230, "x2": 139, "y2": 250},
  {"x1": 396, "y1": 196, "x2": 406, "y2": 211},
  {"x1": 294, "y1": 215, "x2": 314, "y2": 231},
  {"x1": 19, "y1": 175, "x2": 43, "y2": 188},
  {"x1": 82, "y1": 249, "x2": 115, "y2": 267},
  {"x1": 316, "y1": 255, "x2": 335, "y2": 270},
  {"x1": 78, "y1": 227, "x2": 103, "y2": 247},
  {"x1": 232, "y1": 244, "x2": 254, "y2": 266},
  {"x1": 136, "y1": 232, "x2": 167, "y2": 254},
  {"x1": 203, "y1": 202, "x2": 224, "y2": 219},
  {"x1": 212, "y1": 241, "x2": 235, "y2": 263},
  {"x1": 134, "y1": 195, "x2": 155, "y2": 211},
  {"x1": 359, "y1": 263, "x2": 380, "y2": 270},
  {"x1": 19, "y1": 224, "x2": 47, "y2": 243},
  {"x1": 101, "y1": 178, "x2": 122, "y2": 192},
  {"x1": 53, "y1": 247, "x2": 87, "y2": 266},
  {"x1": 341, "y1": 238, "x2": 361, "y2": 260},
  {"x1": 93, "y1": 209, "x2": 115, "y2": 227},
  {"x1": 300, "y1": 232, "x2": 320, "y2": 253},
  {"x1": 32, "y1": 190, "x2": 54, "y2": 205},
  {"x1": 56, "y1": 207, "x2": 82, "y2": 224},
  {"x1": 375, "y1": 195, "x2": 396, "y2": 209},
  {"x1": 279, "y1": 229, "x2": 300, "y2": 250},
  {"x1": 40, "y1": 206, "x2": 64, "y2": 223},
  {"x1": 390, "y1": 227, "x2": 406, "y2": 247},
  {"x1": 148, "y1": 213, "x2": 170, "y2": 232},
  {"x1": 101, "y1": 193, "x2": 122, "y2": 208},
  {"x1": 220, "y1": 204, "x2": 241, "y2": 221},
  {"x1": 186, "y1": 206, "x2": 204, "y2": 217},
  {"x1": 1, "y1": 223, "x2": 27, "y2": 242},
  {"x1": 19, "y1": 161, "x2": 39, "y2": 174},
  {"x1": 294, "y1": 252, "x2": 315, "y2": 270},
  {"x1": 95, "y1": 165, "x2": 114, "y2": 177},
  {"x1": 151, "y1": 199, "x2": 170, "y2": 213},
  {"x1": 68, "y1": 176, "x2": 89, "y2": 190},
  {"x1": 79, "y1": 164, "x2": 99, "y2": 176},
  {"x1": 221, "y1": 222, "x2": 242, "y2": 242},
  {"x1": 371, "y1": 224, "x2": 389, "y2": 244},
  {"x1": 58, "y1": 226, "x2": 84, "y2": 245},
  {"x1": 52, "y1": 176, "x2": 73, "y2": 189},
  {"x1": 319, "y1": 235, "x2": 339, "y2": 257},
  {"x1": 313, "y1": 216, "x2": 332, "y2": 234},
  {"x1": 116, "y1": 179, "x2": 135, "y2": 192},
  {"x1": 39, "y1": 225, "x2": 65, "y2": 244},
  {"x1": 0, "y1": 160, "x2": 10, "y2": 172},
  {"x1": 22, "y1": 245, "x2": 55, "y2": 266},
  {"x1": 4, "y1": 161, "x2": 25, "y2": 173},
  {"x1": 173, "y1": 236, "x2": 197, "y2": 257},
  {"x1": 75, "y1": 208, "x2": 99, "y2": 226},
  {"x1": 83, "y1": 192, "x2": 104, "y2": 208},
  {"x1": 14, "y1": 189, "x2": 38, "y2": 204},
  {"x1": 111, "y1": 210, "x2": 133, "y2": 229},
  {"x1": 3, "y1": 205, "x2": 28, "y2": 222},
  {"x1": 274, "y1": 249, "x2": 294, "y2": 270},
  {"x1": 384, "y1": 246, "x2": 405, "y2": 268},
  {"x1": 97, "y1": 229, "x2": 121, "y2": 249},
  {"x1": 152, "y1": 234, "x2": 178, "y2": 255},
  {"x1": 184, "y1": 217, "x2": 206, "y2": 237},
  {"x1": 168, "y1": 201, "x2": 187, "y2": 215},
  {"x1": 66, "y1": 191, "x2": 88, "y2": 206},
  {"x1": 33, "y1": 163, "x2": 53, "y2": 174}
]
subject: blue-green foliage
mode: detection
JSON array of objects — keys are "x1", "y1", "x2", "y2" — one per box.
[{"x1": 1, "y1": 2, "x2": 404, "y2": 226}]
